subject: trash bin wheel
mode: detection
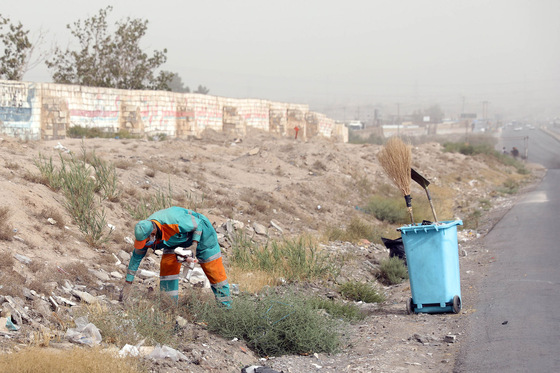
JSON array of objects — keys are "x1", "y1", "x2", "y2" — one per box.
[
  {"x1": 406, "y1": 297, "x2": 414, "y2": 315},
  {"x1": 452, "y1": 295, "x2": 461, "y2": 314}
]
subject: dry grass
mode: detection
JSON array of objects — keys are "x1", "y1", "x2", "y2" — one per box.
[
  {"x1": 38, "y1": 208, "x2": 66, "y2": 229},
  {"x1": 4, "y1": 161, "x2": 20, "y2": 170},
  {"x1": 0, "y1": 251, "x2": 15, "y2": 271},
  {"x1": 27, "y1": 262, "x2": 58, "y2": 295},
  {"x1": 227, "y1": 266, "x2": 279, "y2": 293},
  {"x1": 114, "y1": 159, "x2": 135, "y2": 170},
  {"x1": 57, "y1": 262, "x2": 97, "y2": 286},
  {"x1": 0, "y1": 206, "x2": 14, "y2": 241},
  {"x1": 22, "y1": 170, "x2": 49, "y2": 185},
  {"x1": 0, "y1": 271, "x2": 25, "y2": 297},
  {"x1": 0, "y1": 347, "x2": 143, "y2": 373}
]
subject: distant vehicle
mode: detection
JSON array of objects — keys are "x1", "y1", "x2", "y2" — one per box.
[
  {"x1": 514, "y1": 127, "x2": 523, "y2": 131},
  {"x1": 347, "y1": 121, "x2": 364, "y2": 130}
]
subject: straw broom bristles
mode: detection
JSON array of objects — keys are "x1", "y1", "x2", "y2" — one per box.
[{"x1": 378, "y1": 137, "x2": 414, "y2": 224}]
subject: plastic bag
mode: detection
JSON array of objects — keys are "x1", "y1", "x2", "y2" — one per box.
[{"x1": 381, "y1": 237, "x2": 407, "y2": 266}]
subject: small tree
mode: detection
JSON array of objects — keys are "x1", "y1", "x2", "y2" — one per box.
[
  {"x1": 0, "y1": 14, "x2": 32, "y2": 80},
  {"x1": 167, "y1": 72, "x2": 190, "y2": 93},
  {"x1": 46, "y1": 6, "x2": 172, "y2": 90},
  {"x1": 194, "y1": 85, "x2": 210, "y2": 94}
]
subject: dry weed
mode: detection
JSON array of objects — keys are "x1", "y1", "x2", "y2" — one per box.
[
  {"x1": 4, "y1": 161, "x2": 19, "y2": 170},
  {"x1": 227, "y1": 266, "x2": 278, "y2": 293},
  {"x1": 114, "y1": 159, "x2": 134, "y2": 170},
  {"x1": 0, "y1": 347, "x2": 142, "y2": 373},
  {"x1": 0, "y1": 206, "x2": 14, "y2": 241}
]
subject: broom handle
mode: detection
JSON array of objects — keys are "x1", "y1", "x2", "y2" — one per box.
[
  {"x1": 404, "y1": 195, "x2": 415, "y2": 225},
  {"x1": 425, "y1": 188, "x2": 439, "y2": 223}
]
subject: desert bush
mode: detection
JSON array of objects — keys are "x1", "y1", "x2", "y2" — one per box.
[
  {"x1": 34, "y1": 147, "x2": 113, "y2": 246},
  {"x1": 230, "y1": 233, "x2": 338, "y2": 282},
  {"x1": 4, "y1": 161, "x2": 19, "y2": 170},
  {"x1": 38, "y1": 208, "x2": 66, "y2": 229},
  {"x1": 81, "y1": 296, "x2": 178, "y2": 348},
  {"x1": 0, "y1": 271, "x2": 25, "y2": 297},
  {"x1": 348, "y1": 131, "x2": 384, "y2": 145},
  {"x1": 87, "y1": 151, "x2": 122, "y2": 201},
  {"x1": 324, "y1": 217, "x2": 376, "y2": 243},
  {"x1": 365, "y1": 195, "x2": 409, "y2": 224},
  {"x1": 190, "y1": 291, "x2": 341, "y2": 357},
  {"x1": 0, "y1": 347, "x2": 142, "y2": 373},
  {"x1": 442, "y1": 140, "x2": 530, "y2": 175},
  {"x1": 377, "y1": 257, "x2": 408, "y2": 285},
  {"x1": 463, "y1": 209, "x2": 482, "y2": 230},
  {"x1": 498, "y1": 178, "x2": 519, "y2": 194},
  {"x1": 114, "y1": 158, "x2": 135, "y2": 170},
  {"x1": 479, "y1": 198, "x2": 492, "y2": 211},
  {"x1": 339, "y1": 280, "x2": 386, "y2": 303},
  {"x1": 307, "y1": 297, "x2": 366, "y2": 322},
  {"x1": 67, "y1": 125, "x2": 138, "y2": 140}
]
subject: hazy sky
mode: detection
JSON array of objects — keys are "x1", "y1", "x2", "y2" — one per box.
[{"x1": 5, "y1": 0, "x2": 560, "y2": 121}]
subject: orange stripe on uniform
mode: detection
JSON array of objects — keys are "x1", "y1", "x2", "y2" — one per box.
[
  {"x1": 200, "y1": 257, "x2": 227, "y2": 284},
  {"x1": 160, "y1": 253, "x2": 181, "y2": 277}
]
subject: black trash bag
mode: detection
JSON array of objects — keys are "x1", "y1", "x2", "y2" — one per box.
[{"x1": 381, "y1": 237, "x2": 407, "y2": 266}]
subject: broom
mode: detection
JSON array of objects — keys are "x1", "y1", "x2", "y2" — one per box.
[{"x1": 378, "y1": 137, "x2": 415, "y2": 225}]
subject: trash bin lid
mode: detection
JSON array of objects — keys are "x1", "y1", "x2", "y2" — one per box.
[{"x1": 398, "y1": 219, "x2": 463, "y2": 235}]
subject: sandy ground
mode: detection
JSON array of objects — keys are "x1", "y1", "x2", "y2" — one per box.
[{"x1": 0, "y1": 129, "x2": 543, "y2": 372}]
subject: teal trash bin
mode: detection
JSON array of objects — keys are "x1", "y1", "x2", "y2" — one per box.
[{"x1": 399, "y1": 219, "x2": 463, "y2": 314}]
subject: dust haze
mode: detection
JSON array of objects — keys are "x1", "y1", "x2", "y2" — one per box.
[{"x1": 6, "y1": 0, "x2": 560, "y2": 122}]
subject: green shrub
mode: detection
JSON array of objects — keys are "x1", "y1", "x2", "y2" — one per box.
[
  {"x1": 479, "y1": 198, "x2": 492, "y2": 211},
  {"x1": 498, "y1": 178, "x2": 519, "y2": 194},
  {"x1": 377, "y1": 257, "x2": 408, "y2": 285},
  {"x1": 364, "y1": 195, "x2": 409, "y2": 224},
  {"x1": 442, "y1": 140, "x2": 531, "y2": 176},
  {"x1": 190, "y1": 291, "x2": 342, "y2": 356},
  {"x1": 88, "y1": 151, "x2": 121, "y2": 201},
  {"x1": 35, "y1": 147, "x2": 113, "y2": 246},
  {"x1": 463, "y1": 209, "x2": 482, "y2": 230},
  {"x1": 348, "y1": 131, "x2": 384, "y2": 145},
  {"x1": 67, "y1": 125, "x2": 138, "y2": 139},
  {"x1": 307, "y1": 297, "x2": 366, "y2": 322},
  {"x1": 339, "y1": 280, "x2": 385, "y2": 303}
]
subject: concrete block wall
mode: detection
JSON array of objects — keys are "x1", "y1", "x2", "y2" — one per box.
[{"x1": 0, "y1": 80, "x2": 347, "y2": 142}]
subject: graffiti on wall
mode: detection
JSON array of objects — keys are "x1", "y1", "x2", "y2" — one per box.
[
  {"x1": 0, "y1": 80, "x2": 344, "y2": 142},
  {"x1": 0, "y1": 82, "x2": 34, "y2": 122},
  {"x1": 68, "y1": 94, "x2": 121, "y2": 131},
  {"x1": 0, "y1": 82, "x2": 37, "y2": 139}
]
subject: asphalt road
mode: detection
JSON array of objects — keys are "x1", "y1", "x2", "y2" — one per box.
[{"x1": 454, "y1": 128, "x2": 560, "y2": 372}]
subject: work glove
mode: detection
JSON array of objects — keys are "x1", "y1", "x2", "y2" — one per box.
[{"x1": 119, "y1": 282, "x2": 132, "y2": 302}]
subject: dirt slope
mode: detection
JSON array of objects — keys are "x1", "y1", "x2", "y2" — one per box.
[{"x1": 0, "y1": 130, "x2": 543, "y2": 372}]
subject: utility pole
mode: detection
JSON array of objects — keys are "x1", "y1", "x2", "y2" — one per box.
[
  {"x1": 482, "y1": 100, "x2": 489, "y2": 130},
  {"x1": 397, "y1": 103, "x2": 401, "y2": 135}
]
